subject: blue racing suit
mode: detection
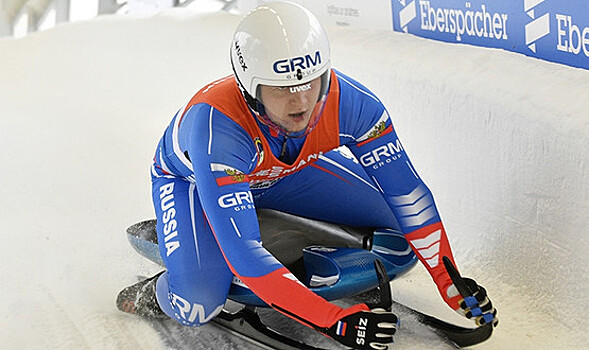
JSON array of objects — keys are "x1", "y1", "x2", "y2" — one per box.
[{"x1": 150, "y1": 69, "x2": 461, "y2": 328}]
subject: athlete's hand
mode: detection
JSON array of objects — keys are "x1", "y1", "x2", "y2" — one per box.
[
  {"x1": 443, "y1": 257, "x2": 498, "y2": 327},
  {"x1": 324, "y1": 306, "x2": 398, "y2": 350},
  {"x1": 456, "y1": 278, "x2": 498, "y2": 326}
]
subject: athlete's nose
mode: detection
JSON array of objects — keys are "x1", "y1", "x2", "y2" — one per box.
[{"x1": 289, "y1": 90, "x2": 309, "y2": 107}]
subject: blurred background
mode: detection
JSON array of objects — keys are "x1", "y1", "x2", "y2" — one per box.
[{"x1": 0, "y1": 0, "x2": 236, "y2": 38}]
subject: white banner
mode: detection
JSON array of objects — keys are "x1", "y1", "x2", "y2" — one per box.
[
  {"x1": 236, "y1": 0, "x2": 393, "y2": 31},
  {"x1": 128, "y1": 0, "x2": 176, "y2": 14}
]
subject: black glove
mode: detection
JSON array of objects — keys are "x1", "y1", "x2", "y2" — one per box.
[
  {"x1": 443, "y1": 256, "x2": 498, "y2": 327},
  {"x1": 324, "y1": 307, "x2": 399, "y2": 350},
  {"x1": 459, "y1": 278, "x2": 497, "y2": 326}
]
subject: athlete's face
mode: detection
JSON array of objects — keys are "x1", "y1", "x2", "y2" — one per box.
[{"x1": 258, "y1": 77, "x2": 322, "y2": 134}]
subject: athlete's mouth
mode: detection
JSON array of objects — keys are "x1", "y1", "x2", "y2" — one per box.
[{"x1": 289, "y1": 111, "x2": 306, "y2": 121}]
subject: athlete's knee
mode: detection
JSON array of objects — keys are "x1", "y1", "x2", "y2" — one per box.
[
  {"x1": 155, "y1": 272, "x2": 226, "y2": 327},
  {"x1": 167, "y1": 293, "x2": 225, "y2": 327}
]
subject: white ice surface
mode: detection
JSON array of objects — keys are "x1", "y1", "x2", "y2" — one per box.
[{"x1": 0, "y1": 8, "x2": 587, "y2": 350}]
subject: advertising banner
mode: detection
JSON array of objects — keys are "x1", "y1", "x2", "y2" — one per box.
[
  {"x1": 236, "y1": 0, "x2": 393, "y2": 31},
  {"x1": 391, "y1": 0, "x2": 589, "y2": 70}
]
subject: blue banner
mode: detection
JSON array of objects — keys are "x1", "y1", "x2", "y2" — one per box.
[{"x1": 391, "y1": 0, "x2": 589, "y2": 70}]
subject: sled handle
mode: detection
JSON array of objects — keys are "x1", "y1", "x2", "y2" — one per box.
[{"x1": 369, "y1": 259, "x2": 393, "y2": 311}]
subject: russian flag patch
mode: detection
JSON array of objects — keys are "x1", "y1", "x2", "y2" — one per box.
[
  {"x1": 335, "y1": 321, "x2": 347, "y2": 336},
  {"x1": 210, "y1": 163, "x2": 249, "y2": 186}
]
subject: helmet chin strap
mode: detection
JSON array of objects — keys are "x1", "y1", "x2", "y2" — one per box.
[
  {"x1": 254, "y1": 94, "x2": 327, "y2": 139},
  {"x1": 252, "y1": 105, "x2": 305, "y2": 138},
  {"x1": 253, "y1": 104, "x2": 293, "y2": 137}
]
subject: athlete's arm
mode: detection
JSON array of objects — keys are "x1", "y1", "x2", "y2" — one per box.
[
  {"x1": 337, "y1": 72, "x2": 462, "y2": 310},
  {"x1": 342, "y1": 76, "x2": 497, "y2": 325}
]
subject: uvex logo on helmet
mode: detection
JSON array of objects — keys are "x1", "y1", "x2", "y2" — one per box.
[
  {"x1": 273, "y1": 51, "x2": 322, "y2": 75},
  {"x1": 234, "y1": 41, "x2": 247, "y2": 71}
]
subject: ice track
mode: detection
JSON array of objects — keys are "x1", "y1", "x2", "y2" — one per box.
[{"x1": 1, "y1": 8, "x2": 587, "y2": 350}]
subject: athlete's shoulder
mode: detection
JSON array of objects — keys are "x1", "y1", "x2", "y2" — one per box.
[
  {"x1": 334, "y1": 69, "x2": 388, "y2": 143},
  {"x1": 334, "y1": 69, "x2": 383, "y2": 106},
  {"x1": 334, "y1": 69, "x2": 385, "y2": 121},
  {"x1": 177, "y1": 104, "x2": 259, "y2": 175},
  {"x1": 184, "y1": 75, "x2": 243, "y2": 113},
  {"x1": 174, "y1": 76, "x2": 255, "y2": 154}
]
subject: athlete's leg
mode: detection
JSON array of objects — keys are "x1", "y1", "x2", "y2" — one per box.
[
  {"x1": 252, "y1": 147, "x2": 400, "y2": 230},
  {"x1": 152, "y1": 171, "x2": 233, "y2": 326},
  {"x1": 252, "y1": 149, "x2": 416, "y2": 272}
]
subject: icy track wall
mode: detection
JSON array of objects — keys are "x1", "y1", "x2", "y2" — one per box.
[
  {"x1": 340, "y1": 28, "x2": 589, "y2": 344},
  {"x1": 0, "y1": 9, "x2": 587, "y2": 348},
  {"x1": 333, "y1": 26, "x2": 589, "y2": 345}
]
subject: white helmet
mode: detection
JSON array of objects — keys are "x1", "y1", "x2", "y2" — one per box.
[{"x1": 230, "y1": 2, "x2": 331, "y2": 135}]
